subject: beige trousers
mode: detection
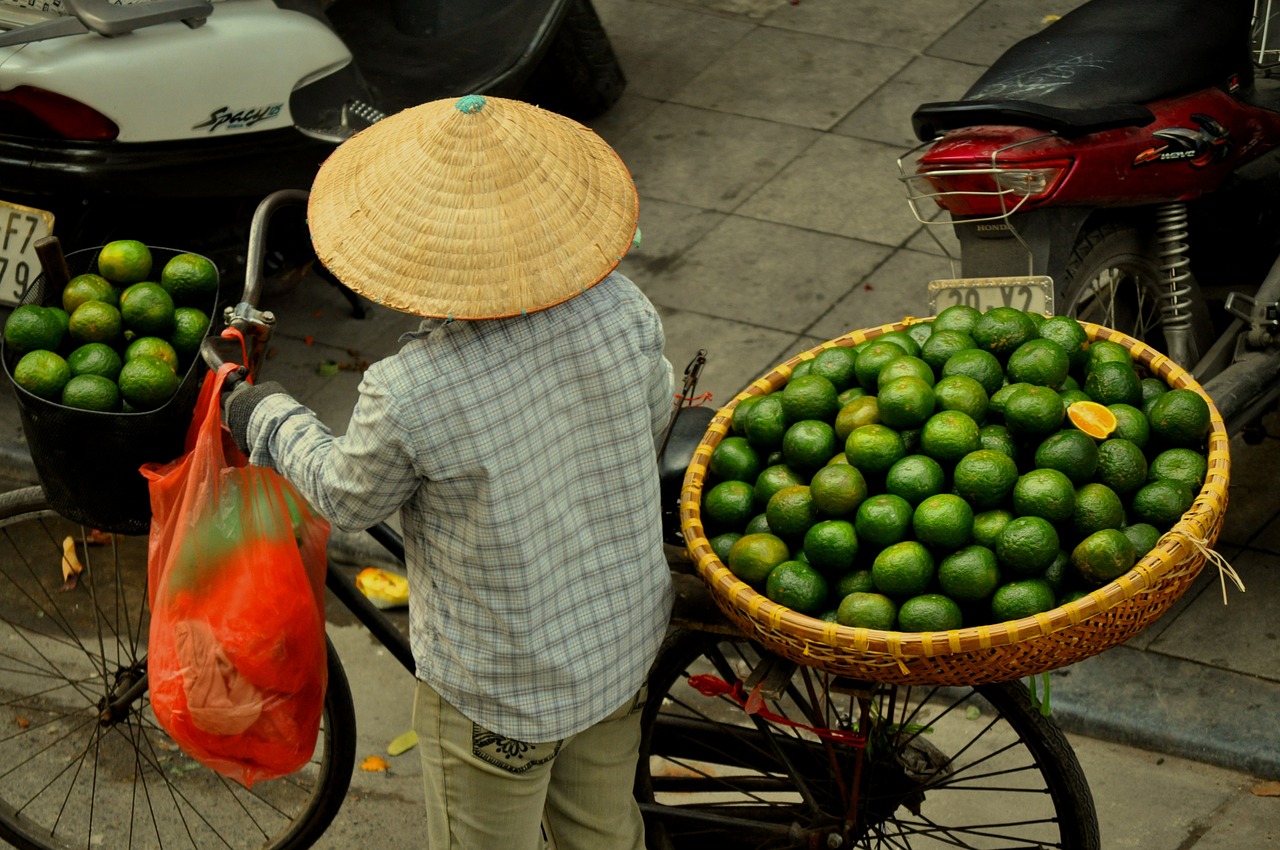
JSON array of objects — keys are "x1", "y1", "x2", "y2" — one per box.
[{"x1": 412, "y1": 680, "x2": 647, "y2": 850}]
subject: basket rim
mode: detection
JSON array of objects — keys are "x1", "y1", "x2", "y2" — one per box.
[{"x1": 679, "y1": 317, "x2": 1230, "y2": 661}]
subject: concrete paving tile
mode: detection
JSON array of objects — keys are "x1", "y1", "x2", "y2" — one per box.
[
  {"x1": 1067, "y1": 734, "x2": 1256, "y2": 849},
  {"x1": 651, "y1": 0, "x2": 791, "y2": 23},
  {"x1": 927, "y1": 0, "x2": 1082, "y2": 67},
  {"x1": 736, "y1": 134, "x2": 923, "y2": 247},
  {"x1": 592, "y1": 0, "x2": 754, "y2": 102},
  {"x1": 1145, "y1": 548, "x2": 1280, "y2": 682},
  {"x1": 625, "y1": 198, "x2": 729, "y2": 281},
  {"x1": 1215, "y1": 434, "x2": 1280, "y2": 547},
  {"x1": 834, "y1": 55, "x2": 987, "y2": 148},
  {"x1": 612, "y1": 102, "x2": 821, "y2": 212},
  {"x1": 1190, "y1": 790, "x2": 1280, "y2": 849},
  {"x1": 636, "y1": 215, "x2": 891, "y2": 335},
  {"x1": 763, "y1": 0, "x2": 984, "y2": 51},
  {"x1": 670, "y1": 26, "x2": 912, "y2": 131},
  {"x1": 587, "y1": 91, "x2": 663, "y2": 143},
  {"x1": 807, "y1": 247, "x2": 947, "y2": 340}
]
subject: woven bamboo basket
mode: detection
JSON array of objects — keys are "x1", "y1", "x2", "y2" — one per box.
[{"x1": 680, "y1": 318, "x2": 1230, "y2": 686}]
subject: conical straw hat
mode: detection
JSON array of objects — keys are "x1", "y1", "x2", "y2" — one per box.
[{"x1": 307, "y1": 94, "x2": 639, "y2": 320}]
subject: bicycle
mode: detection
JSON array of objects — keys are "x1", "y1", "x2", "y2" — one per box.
[{"x1": 0, "y1": 190, "x2": 1100, "y2": 850}]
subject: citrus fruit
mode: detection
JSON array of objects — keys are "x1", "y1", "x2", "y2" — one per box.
[
  {"x1": 978, "y1": 424, "x2": 1019, "y2": 459},
  {"x1": 879, "y1": 331, "x2": 921, "y2": 357},
  {"x1": 61, "y1": 273, "x2": 118, "y2": 313},
  {"x1": 844, "y1": 424, "x2": 906, "y2": 475},
  {"x1": 995, "y1": 515, "x2": 1060, "y2": 578},
  {"x1": 952, "y1": 449, "x2": 1018, "y2": 510},
  {"x1": 1063, "y1": 400, "x2": 1116, "y2": 439},
  {"x1": 60, "y1": 373, "x2": 120, "y2": 412},
  {"x1": 836, "y1": 591, "x2": 897, "y2": 630},
  {"x1": 885, "y1": 454, "x2": 946, "y2": 506},
  {"x1": 1084, "y1": 360, "x2": 1143, "y2": 408},
  {"x1": 941, "y1": 348, "x2": 1004, "y2": 396},
  {"x1": 912, "y1": 493, "x2": 973, "y2": 550},
  {"x1": 937, "y1": 545, "x2": 1001, "y2": 601},
  {"x1": 932, "y1": 374, "x2": 989, "y2": 423},
  {"x1": 872, "y1": 541, "x2": 935, "y2": 597},
  {"x1": 703, "y1": 480, "x2": 757, "y2": 531},
  {"x1": 783, "y1": 420, "x2": 838, "y2": 473},
  {"x1": 810, "y1": 347, "x2": 858, "y2": 391},
  {"x1": 125, "y1": 336, "x2": 180, "y2": 373},
  {"x1": 13, "y1": 349, "x2": 71, "y2": 400},
  {"x1": 1122, "y1": 522, "x2": 1161, "y2": 556},
  {"x1": 877, "y1": 355, "x2": 936, "y2": 388},
  {"x1": 3, "y1": 304, "x2": 64, "y2": 354},
  {"x1": 1072, "y1": 482, "x2": 1126, "y2": 537},
  {"x1": 877, "y1": 375, "x2": 936, "y2": 430},
  {"x1": 727, "y1": 533, "x2": 791, "y2": 583},
  {"x1": 837, "y1": 386, "x2": 867, "y2": 406},
  {"x1": 990, "y1": 579, "x2": 1057, "y2": 621},
  {"x1": 766, "y1": 485, "x2": 818, "y2": 539},
  {"x1": 1130, "y1": 479, "x2": 1194, "y2": 527},
  {"x1": 897, "y1": 593, "x2": 964, "y2": 632},
  {"x1": 854, "y1": 340, "x2": 910, "y2": 392},
  {"x1": 1042, "y1": 549, "x2": 1071, "y2": 595},
  {"x1": 1059, "y1": 389, "x2": 1091, "y2": 411},
  {"x1": 709, "y1": 436, "x2": 763, "y2": 483},
  {"x1": 1071, "y1": 528, "x2": 1137, "y2": 586},
  {"x1": 809, "y1": 463, "x2": 869, "y2": 517},
  {"x1": 170, "y1": 306, "x2": 211, "y2": 359},
  {"x1": 971, "y1": 307, "x2": 1037, "y2": 358},
  {"x1": 754, "y1": 464, "x2": 806, "y2": 510},
  {"x1": 932, "y1": 304, "x2": 981, "y2": 334},
  {"x1": 1036, "y1": 315, "x2": 1089, "y2": 369},
  {"x1": 159, "y1": 252, "x2": 219, "y2": 306},
  {"x1": 834, "y1": 396, "x2": 881, "y2": 441},
  {"x1": 791, "y1": 360, "x2": 813, "y2": 379},
  {"x1": 766, "y1": 560, "x2": 830, "y2": 614},
  {"x1": 1002, "y1": 385, "x2": 1064, "y2": 436},
  {"x1": 709, "y1": 532, "x2": 742, "y2": 562},
  {"x1": 119, "y1": 282, "x2": 176, "y2": 337},
  {"x1": 67, "y1": 300, "x2": 123, "y2": 345},
  {"x1": 1087, "y1": 339, "x2": 1132, "y2": 369},
  {"x1": 920, "y1": 409, "x2": 982, "y2": 462},
  {"x1": 1148, "y1": 447, "x2": 1208, "y2": 492},
  {"x1": 1012, "y1": 468, "x2": 1076, "y2": 524},
  {"x1": 1146, "y1": 388, "x2": 1211, "y2": 447},
  {"x1": 1005, "y1": 338, "x2": 1070, "y2": 388},
  {"x1": 1140, "y1": 377, "x2": 1168, "y2": 414},
  {"x1": 1034, "y1": 429, "x2": 1098, "y2": 484},
  {"x1": 731, "y1": 395, "x2": 764, "y2": 436},
  {"x1": 855, "y1": 494, "x2": 914, "y2": 547},
  {"x1": 988, "y1": 382, "x2": 1029, "y2": 421},
  {"x1": 971, "y1": 508, "x2": 1014, "y2": 549},
  {"x1": 745, "y1": 513, "x2": 771, "y2": 535},
  {"x1": 97, "y1": 240, "x2": 153, "y2": 285},
  {"x1": 743, "y1": 394, "x2": 787, "y2": 452},
  {"x1": 803, "y1": 519, "x2": 859, "y2": 575},
  {"x1": 65, "y1": 342, "x2": 123, "y2": 382},
  {"x1": 835, "y1": 568, "x2": 876, "y2": 597},
  {"x1": 920, "y1": 329, "x2": 977, "y2": 372},
  {"x1": 1095, "y1": 438, "x2": 1148, "y2": 496}
]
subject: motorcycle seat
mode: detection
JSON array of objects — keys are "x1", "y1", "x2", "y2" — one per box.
[{"x1": 912, "y1": 0, "x2": 1254, "y2": 140}]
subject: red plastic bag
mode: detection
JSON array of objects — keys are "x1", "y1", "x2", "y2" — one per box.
[{"x1": 141, "y1": 364, "x2": 331, "y2": 787}]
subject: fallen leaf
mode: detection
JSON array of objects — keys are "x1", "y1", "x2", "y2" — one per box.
[
  {"x1": 14, "y1": 716, "x2": 29, "y2": 730},
  {"x1": 1251, "y1": 780, "x2": 1280, "y2": 797},
  {"x1": 61, "y1": 537, "x2": 83, "y2": 590},
  {"x1": 360, "y1": 755, "x2": 390, "y2": 772},
  {"x1": 387, "y1": 730, "x2": 418, "y2": 756}
]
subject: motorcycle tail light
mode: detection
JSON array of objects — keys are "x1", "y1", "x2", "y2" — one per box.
[
  {"x1": 917, "y1": 163, "x2": 1069, "y2": 216},
  {"x1": 0, "y1": 85, "x2": 119, "y2": 141}
]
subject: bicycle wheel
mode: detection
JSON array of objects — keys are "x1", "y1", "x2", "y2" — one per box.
[
  {"x1": 637, "y1": 630, "x2": 1100, "y2": 849},
  {"x1": 0, "y1": 485, "x2": 357, "y2": 850}
]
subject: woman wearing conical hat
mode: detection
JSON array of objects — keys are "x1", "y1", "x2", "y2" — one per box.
[{"x1": 226, "y1": 94, "x2": 674, "y2": 849}]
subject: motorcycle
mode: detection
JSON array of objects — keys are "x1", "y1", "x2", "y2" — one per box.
[
  {"x1": 0, "y1": 0, "x2": 624, "y2": 306},
  {"x1": 900, "y1": 0, "x2": 1280, "y2": 436}
]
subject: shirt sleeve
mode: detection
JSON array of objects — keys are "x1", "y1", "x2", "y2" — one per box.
[
  {"x1": 641, "y1": 306, "x2": 675, "y2": 445},
  {"x1": 244, "y1": 369, "x2": 420, "y2": 533}
]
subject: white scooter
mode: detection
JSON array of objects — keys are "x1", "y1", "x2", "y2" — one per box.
[{"x1": 0, "y1": 0, "x2": 623, "y2": 305}]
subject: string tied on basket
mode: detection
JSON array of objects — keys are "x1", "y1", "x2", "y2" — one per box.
[
  {"x1": 1164, "y1": 529, "x2": 1245, "y2": 605},
  {"x1": 686, "y1": 674, "x2": 866, "y2": 746}
]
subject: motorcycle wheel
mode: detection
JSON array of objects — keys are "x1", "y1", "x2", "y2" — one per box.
[
  {"x1": 1058, "y1": 221, "x2": 1214, "y2": 368},
  {"x1": 521, "y1": 0, "x2": 626, "y2": 121},
  {"x1": 636, "y1": 630, "x2": 1101, "y2": 850}
]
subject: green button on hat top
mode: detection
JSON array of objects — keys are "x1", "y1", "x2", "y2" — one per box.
[{"x1": 455, "y1": 94, "x2": 487, "y2": 114}]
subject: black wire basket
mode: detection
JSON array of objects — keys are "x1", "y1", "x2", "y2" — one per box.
[{"x1": 1, "y1": 247, "x2": 220, "y2": 535}]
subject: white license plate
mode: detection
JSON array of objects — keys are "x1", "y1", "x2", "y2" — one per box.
[
  {"x1": 928, "y1": 276, "x2": 1055, "y2": 316},
  {"x1": 0, "y1": 199, "x2": 55, "y2": 307}
]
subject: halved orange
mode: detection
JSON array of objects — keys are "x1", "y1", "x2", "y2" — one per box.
[{"x1": 1067, "y1": 400, "x2": 1118, "y2": 439}]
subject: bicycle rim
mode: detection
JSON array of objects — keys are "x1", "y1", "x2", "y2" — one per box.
[
  {"x1": 0, "y1": 486, "x2": 355, "y2": 850},
  {"x1": 637, "y1": 632, "x2": 1099, "y2": 849}
]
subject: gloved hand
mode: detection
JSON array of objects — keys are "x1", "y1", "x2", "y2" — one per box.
[{"x1": 222, "y1": 375, "x2": 287, "y2": 455}]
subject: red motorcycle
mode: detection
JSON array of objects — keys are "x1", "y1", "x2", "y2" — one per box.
[{"x1": 902, "y1": 0, "x2": 1280, "y2": 432}]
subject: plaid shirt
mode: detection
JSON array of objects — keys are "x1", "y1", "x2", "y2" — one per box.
[{"x1": 243, "y1": 272, "x2": 676, "y2": 741}]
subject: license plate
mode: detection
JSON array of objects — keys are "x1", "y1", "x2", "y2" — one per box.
[
  {"x1": 0, "y1": 199, "x2": 55, "y2": 307},
  {"x1": 928, "y1": 276, "x2": 1055, "y2": 316}
]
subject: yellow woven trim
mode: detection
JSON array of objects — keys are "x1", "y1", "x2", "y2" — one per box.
[
  {"x1": 695, "y1": 550, "x2": 719, "y2": 573},
  {"x1": 727, "y1": 578, "x2": 751, "y2": 597},
  {"x1": 766, "y1": 605, "x2": 785, "y2": 630},
  {"x1": 822, "y1": 621, "x2": 840, "y2": 643},
  {"x1": 686, "y1": 461, "x2": 707, "y2": 479},
  {"x1": 746, "y1": 592, "x2": 769, "y2": 620},
  {"x1": 1032, "y1": 611, "x2": 1054, "y2": 633},
  {"x1": 850, "y1": 629, "x2": 870, "y2": 652},
  {"x1": 1164, "y1": 529, "x2": 1245, "y2": 605},
  {"x1": 705, "y1": 421, "x2": 729, "y2": 439},
  {"x1": 750, "y1": 378, "x2": 774, "y2": 394},
  {"x1": 973, "y1": 625, "x2": 994, "y2": 650},
  {"x1": 947, "y1": 630, "x2": 962, "y2": 653}
]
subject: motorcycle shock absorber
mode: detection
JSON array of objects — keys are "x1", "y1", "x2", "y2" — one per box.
[{"x1": 1154, "y1": 202, "x2": 1196, "y2": 366}]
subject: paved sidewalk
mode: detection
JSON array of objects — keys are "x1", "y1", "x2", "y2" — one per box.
[{"x1": 2, "y1": 1, "x2": 1278, "y2": 847}]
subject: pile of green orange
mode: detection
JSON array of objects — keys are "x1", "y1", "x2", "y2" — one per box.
[
  {"x1": 3, "y1": 240, "x2": 217, "y2": 413},
  {"x1": 701, "y1": 305, "x2": 1213, "y2": 633}
]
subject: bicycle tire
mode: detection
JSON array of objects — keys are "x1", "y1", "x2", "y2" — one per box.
[
  {"x1": 0, "y1": 485, "x2": 357, "y2": 850},
  {"x1": 1059, "y1": 220, "x2": 1214, "y2": 367},
  {"x1": 637, "y1": 630, "x2": 1100, "y2": 849}
]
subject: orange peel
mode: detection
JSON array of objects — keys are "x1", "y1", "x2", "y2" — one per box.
[{"x1": 1066, "y1": 400, "x2": 1117, "y2": 439}]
